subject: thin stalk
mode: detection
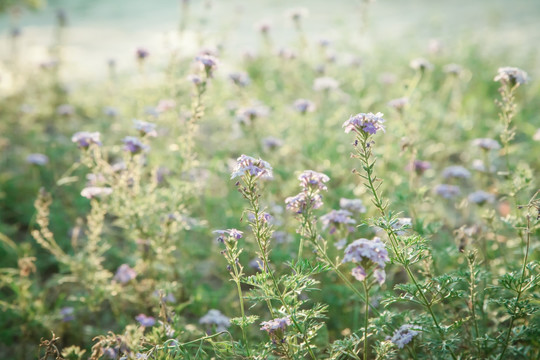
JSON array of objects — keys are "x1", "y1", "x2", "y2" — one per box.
[{"x1": 362, "y1": 279, "x2": 370, "y2": 360}]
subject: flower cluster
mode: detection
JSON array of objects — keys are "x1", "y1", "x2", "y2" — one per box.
[
  {"x1": 468, "y1": 190, "x2": 495, "y2": 205},
  {"x1": 319, "y1": 209, "x2": 356, "y2": 234},
  {"x1": 113, "y1": 264, "x2": 137, "y2": 284},
  {"x1": 260, "y1": 317, "x2": 291, "y2": 334},
  {"x1": 81, "y1": 187, "x2": 113, "y2": 199},
  {"x1": 72, "y1": 131, "x2": 101, "y2": 148},
  {"x1": 135, "y1": 314, "x2": 155, "y2": 327},
  {"x1": 343, "y1": 237, "x2": 390, "y2": 284},
  {"x1": 26, "y1": 153, "x2": 49, "y2": 166},
  {"x1": 196, "y1": 54, "x2": 218, "y2": 78},
  {"x1": 472, "y1": 138, "x2": 501, "y2": 151},
  {"x1": 494, "y1": 67, "x2": 528, "y2": 86},
  {"x1": 442, "y1": 165, "x2": 471, "y2": 179},
  {"x1": 285, "y1": 192, "x2": 322, "y2": 213},
  {"x1": 339, "y1": 198, "x2": 367, "y2": 213},
  {"x1": 229, "y1": 72, "x2": 251, "y2": 87},
  {"x1": 214, "y1": 229, "x2": 243, "y2": 242},
  {"x1": 342, "y1": 112, "x2": 385, "y2": 135},
  {"x1": 199, "y1": 309, "x2": 230, "y2": 332},
  {"x1": 313, "y1": 76, "x2": 339, "y2": 91},
  {"x1": 293, "y1": 98, "x2": 315, "y2": 114},
  {"x1": 391, "y1": 324, "x2": 422, "y2": 349},
  {"x1": 298, "y1": 170, "x2": 330, "y2": 192},
  {"x1": 230, "y1": 155, "x2": 273, "y2": 180},
  {"x1": 133, "y1": 120, "x2": 157, "y2": 137},
  {"x1": 123, "y1": 136, "x2": 149, "y2": 154},
  {"x1": 285, "y1": 170, "x2": 330, "y2": 214},
  {"x1": 434, "y1": 184, "x2": 461, "y2": 199}
]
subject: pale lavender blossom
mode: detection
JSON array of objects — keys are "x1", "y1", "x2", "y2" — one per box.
[
  {"x1": 156, "y1": 99, "x2": 176, "y2": 113},
  {"x1": 494, "y1": 67, "x2": 528, "y2": 86},
  {"x1": 471, "y1": 159, "x2": 495, "y2": 173},
  {"x1": 343, "y1": 112, "x2": 385, "y2": 135},
  {"x1": 57, "y1": 104, "x2": 74, "y2": 116},
  {"x1": 339, "y1": 198, "x2": 367, "y2": 213},
  {"x1": 273, "y1": 231, "x2": 293, "y2": 244},
  {"x1": 133, "y1": 120, "x2": 157, "y2": 137},
  {"x1": 351, "y1": 266, "x2": 366, "y2": 281},
  {"x1": 103, "y1": 106, "x2": 119, "y2": 117},
  {"x1": 187, "y1": 74, "x2": 203, "y2": 85},
  {"x1": 472, "y1": 138, "x2": 501, "y2": 151},
  {"x1": 285, "y1": 192, "x2": 323, "y2": 213},
  {"x1": 199, "y1": 309, "x2": 230, "y2": 332},
  {"x1": 342, "y1": 237, "x2": 390, "y2": 269},
  {"x1": 335, "y1": 238, "x2": 347, "y2": 250},
  {"x1": 387, "y1": 97, "x2": 409, "y2": 111},
  {"x1": 410, "y1": 58, "x2": 434, "y2": 71},
  {"x1": 26, "y1": 154, "x2": 48, "y2": 166},
  {"x1": 72, "y1": 131, "x2": 101, "y2": 148},
  {"x1": 406, "y1": 160, "x2": 431, "y2": 174},
  {"x1": 373, "y1": 268, "x2": 386, "y2": 285},
  {"x1": 286, "y1": 7, "x2": 308, "y2": 22},
  {"x1": 236, "y1": 104, "x2": 269, "y2": 123},
  {"x1": 256, "y1": 21, "x2": 271, "y2": 34},
  {"x1": 81, "y1": 187, "x2": 113, "y2": 199},
  {"x1": 213, "y1": 229, "x2": 243, "y2": 242},
  {"x1": 293, "y1": 99, "x2": 315, "y2": 114},
  {"x1": 136, "y1": 314, "x2": 155, "y2": 327},
  {"x1": 298, "y1": 170, "x2": 330, "y2": 192},
  {"x1": 278, "y1": 48, "x2": 297, "y2": 60},
  {"x1": 262, "y1": 137, "x2": 284, "y2": 151},
  {"x1": 379, "y1": 72, "x2": 396, "y2": 85},
  {"x1": 391, "y1": 324, "x2": 422, "y2": 349},
  {"x1": 123, "y1": 136, "x2": 148, "y2": 154},
  {"x1": 114, "y1": 264, "x2": 137, "y2": 283},
  {"x1": 320, "y1": 209, "x2": 356, "y2": 234},
  {"x1": 231, "y1": 155, "x2": 273, "y2": 180},
  {"x1": 468, "y1": 190, "x2": 495, "y2": 205},
  {"x1": 136, "y1": 48, "x2": 149, "y2": 60},
  {"x1": 260, "y1": 317, "x2": 291, "y2": 333},
  {"x1": 60, "y1": 307, "x2": 75, "y2": 322},
  {"x1": 229, "y1": 72, "x2": 251, "y2": 87},
  {"x1": 313, "y1": 76, "x2": 339, "y2": 91},
  {"x1": 434, "y1": 184, "x2": 460, "y2": 199},
  {"x1": 444, "y1": 63, "x2": 463, "y2": 76},
  {"x1": 442, "y1": 165, "x2": 471, "y2": 179},
  {"x1": 196, "y1": 54, "x2": 218, "y2": 78}
]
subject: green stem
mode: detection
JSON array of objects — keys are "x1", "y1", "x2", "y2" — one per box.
[{"x1": 362, "y1": 279, "x2": 370, "y2": 360}]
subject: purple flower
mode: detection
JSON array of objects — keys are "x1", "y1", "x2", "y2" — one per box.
[
  {"x1": 343, "y1": 237, "x2": 390, "y2": 269},
  {"x1": 196, "y1": 54, "x2": 218, "y2": 78},
  {"x1": 72, "y1": 131, "x2": 101, "y2": 148},
  {"x1": 60, "y1": 307, "x2": 75, "y2": 322},
  {"x1": 387, "y1": 97, "x2": 409, "y2": 111},
  {"x1": 391, "y1": 324, "x2": 422, "y2": 349},
  {"x1": 26, "y1": 153, "x2": 49, "y2": 166},
  {"x1": 57, "y1": 104, "x2": 74, "y2": 116},
  {"x1": 442, "y1": 165, "x2": 471, "y2": 179},
  {"x1": 444, "y1": 63, "x2": 462, "y2": 76},
  {"x1": 123, "y1": 136, "x2": 149, "y2": 154},
  {"x1": 434, "y1": 184, "x2": 461, "y2": 199},
  {"x1": 81, "y1": 186, "x2": 113, "y2": 199},
  {"x1": 468, "y1": 190, "x2": 495, "y2": 205},
  {"x1": 472, "y1": 138, "x2": 501, "y2": 151},
  {"x1": 320, "y1": 209, "x2": 356, "y2": 234},
  {"x1": 236, "y1": 103, "x2": 269, "y2": 124},
  {"x1": 213, "y1": 229, "x2": 243, "y2": 242},
  {"x1": 293, "y1": 99, "x2": 315, "y2": 114},
  {"x1": 285, "y1": 192, "x2": 323, "y2": 213},
  {"x1": 199, "y1": 309, "x2": 230, "y2": 332},
  {"x1": 156, "y1": 99, "x2": 176, "y2": 113},
  {"x1": 133, "y1": 120, "x2": 157, "y2": 137},
  {"x1": 313, "y1": 76, "x2": 339, "y2": 91},
  {"x1": 256, "y1": 21, "x2": 271, "y2": 34},
  {"x1": 260, "y1": 317, "x2": 291, "y2": 333},
  {"x1": 343, "y1": 112, "x2": 385, "y2": 135},
  {"x1": 136, "y1": 48, "x2": 149, "y2": 60},
  {"x1": 136, "y1": 314, "x2": 155, "y2": 327},
  {"x1": 103, "y1": 106, "x2": 119, "y2": 117},
  {"x1": 298, "y1": 170, "x2": 330, "y2": 192},
  {"x1": 494, "y1": 67, "x2": 528, "y2": 86},
  {"x1": 262, "y1": 137, "x2": 284, "y2": 151},
  {"x1": 339, "y1": 198, "x2": 367, "y2": 213},
  {"x1": 187, "y1": 74, "x2": 203, "y2": 84},
  {"x1": 114, "y1": 264, "x2": 137, "y2": 284},
  {"x1": 351, "y1": 266, "x2": 366, "y2": 281},
  {"x1": 229, "y1": 72, "x2": 251, "y2": 87},
  {"x1": 373, "y1": 268, "x2": 386, "y2": 285},
  {"x1": 406, "y1": 160, "x2": 431, "y2": 174},
  {"x1": 231, "y1": 154, "x2": 273, "y2": 180}
]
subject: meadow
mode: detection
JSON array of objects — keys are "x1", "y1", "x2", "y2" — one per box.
[{"x1": 0, "y1": 0, "x2": 539, "y2": 359}]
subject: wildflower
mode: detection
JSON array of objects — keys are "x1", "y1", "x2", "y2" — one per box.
[
  {"x1": 213, "y1": 229, "x2": 243, "y2": 242},
  {"x1": 406, "y1": 160, "x2": 431, "y2": 174},
  {"x1": 442, "y1": 165, "x2": 471, "y2": 179},
  {"x1": 298, "y1": 170, "x2": 330, "y2": 192},
  {"x1": 342, "y1": 237, "x2": 390, "y2": 269},
  {"x1": 57, "y1": 104, "x2": 74, "y2": 116},
  {"x1": 434, "y1": 184, "x2": 460, "y2": 199},
  {"x1": 195, "y1": 54, "x2": 218, "y2": 78},
  {"x1": 286, "y1": 7, "x2": 308, "y2": 22},
  {"x1": 273, "y1": 231, "x2": 293, "y2": 244},
  {"x1": 256, "y1": 21, "x2": 271, "y2": 34},
  {"x1": 123, "y1": 136, "x2": 148, "y2": 154},
  {"x1": 313, "y1": 76, "x2": 339, "y2": 91},
  {"x1": 320, "y1": 209, "x2": 356, "y2": 234},
  {"x1": 249, "y1": 258, "x2": 262, "y2": 271},
  {"x1": 187, "y1": 74, "x2": 203, "y2": 85},
  {"x1": 229, "y1": 72, "x2": 251, "y2": 87},
  {"x1": 199, "y1": 309, "x2": 230, "y2": 332},
  {"x1": 278, "y1": 48, "x2": 297, "y2": 60},
  {"x1": 136, "y1": 314, "x2": 156, "y2": 327},
  {"x1": 379, "y1": 72, "x2": 396, "y2": 85},
  {"x1": 260, "y1": 317, "x2": 291, "y2": 333},
  {"x1": 102, "y1": 348, "x2": 118, "y2": 359},
  {"x1": 72, "y1": 131, "x2": 101, "y2": 148},
  {"x1": 494, "y1": 67, "x2": 528, "y2": 86},
  {"x1": 410, "y1": 58, "x2": 433, "y2": 71},
  {"x1": 133, "y1": 120, "x2": 157, "y2": 137},
  {"x1": 391, "y1": 324, "x2": 422, "y2": 349},
  {"x1": 339, "y1": 198, "x2": 367, "y2": 213},
  {"x1": 60, "y1": 307, "x2": 75, "y2": 322},
  {"x1": 335, "y1": 238, "x2": 347, "y2": 250},
  {"x1": 103, "y1": 106, "x2": 119, "y2": 117},
  {"x1": 387, "y1": 97, "x2": 409, "y2": 111},
  {"x1": 468, "y1": 190, "x2": 495, "y2": 205},
  {"x1": 114, "y1": 264, "x2": 137, "y2": 284},
  {"x1": 285, "y1": 192, "x2": 323, "y2": 213},
  {"x1": 156, "y1": 99, "x2": 176, "y2": 113},
  {"x1": 262, "y1": 137, "x2": 284, "y2": 151},
  {"x1": 231, "y1": 154, "x2": 273, "y2": 180},
  {"x1": 318, "y1": 38, "x2": 331, "y2": 47},
  {"x1": 343, "y1": 112, "x2": 385, "y2": 135},
  {"x1": 136, "y1": 48, "x2": 149, "y2": 60},
  {"x1": 293, "y1": 99, "x2": 315, "y2": 114},
  {"x1": 472, "y1": 138, "x2": 501, "y2": 151},
  {"x1": 351, "y1": 266, "x2": 366, "y2": 281},
  {"x1": 236, "y1": 104, "x2": 269, "y2": 123},
  {"x1": 26, "y1": 153, "x2": 48, "y2": 166},
  {"x1": 152, "y1": 291, "x2": 176, "y2": 303},
  {"x1": 443, "y1": 63, "x2": 462, "y2": 76},
  {"x1": 81, "y1": 187, "x2": 113, "y2": 199}
]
